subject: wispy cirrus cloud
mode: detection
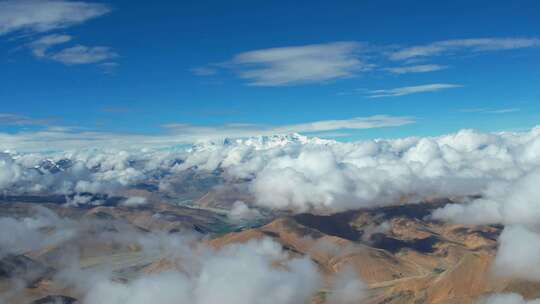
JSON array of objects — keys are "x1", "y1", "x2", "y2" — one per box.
[
  {"x1": 460, "y1": 108, "x2": 520, "y2": 114},
  {"x1": 367, "y1": 83, "x2": 462, "y2": 98},
  {"x1": 230, "y1": 42, "x2": 371, "y2": 86},
  {"x1": 27, "y1": 34, "x2": 72, "y2": 57},
  {"x1": 1, "y1": 0, "x2": 117, "y2": 67},
  {"x1": 49, "y1": 45, "x2": 118, "y2": 65},
  {"x1": 0, "y1": 0, "x2": 110, "y2": 36},
  {"x1": 384, "y1": 64, "x2": 448, "y2": 74},
  {"x1": 194, "y1": 37, "x2": 538, "y2": 87},
  {"x1": 0, "y1": 113, "x2": 54, "y2": 126},
  {"x1": 28, "y1": 36, "x2": 117, "y2": 65},
  {"x1": 389, "y1": 37, "x2": 540, "y2": 61}
]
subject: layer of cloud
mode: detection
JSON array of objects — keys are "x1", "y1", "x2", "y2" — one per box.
[
  {"x1": 0, "y1": 0, "x2": 110, "y2": 35},
  {"x1": 231, "y1": 42, "x2": 369, "y2": 86},
  {"x1": 164, "y1": 115, "x2": 415, "y2": 139},
  {"x1": 4, "y1": 125, "x2": 540, "y2": 215},
  {"x1": 0, "y1": 115, "x2": 413, "y2": 151},
  {"x1": 367, "y1": 83, "x2": 461, "y2": 98}
]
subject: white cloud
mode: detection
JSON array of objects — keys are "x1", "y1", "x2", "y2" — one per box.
[
  {"x1": 163, "y1": 115, "x2": 415, "y2": 140},
  {"x1": 5, "y1": 3, "x2": 118, "y2": 67},
  {"x1": 83, "y1": 238, "x2": 321, "y2": 304},
  {"x1": 0, "y1": 115, "x2": 414, "y2": 151},
  {"x1": 367, "y1": 83, "x2": 462, "y2": 98},
  {"x1": 27, "y1": 34, "x2": 72, "y2": 57},
  {"x1": 195, "y1": 37, "x2": 539, "y2": 86},
  {"x1": 231, "y1": 42, "x2": 369, "y2": 86},
  {"x1": 488, "y1": 108, "x2": 520, "y2": 114},
  {"x1": 390, "y1": 38, "x2": 540, "y2": 61},
  {"x1": 0, "y1": 0, "x2": 110, "y2": 35},
  {"x1": 0, "y1": 113, "x2": 53, "y2": 125},
  {"x1": 385, "y1": 64, "x2": 447, "y2": 74},
  {"x1": 0, "y1": 206, "x2": 75, "y2": 257},
  {"x1": 326, "y1": 268, "x2": 367, "y2": 304},
  {"x1": 121, "y1": 196, "x2": 148, "y2": 207},
  {"x1": 460, "y1": 108, "x2": 521, "y2": 114},
  {"x1": 493, "y1": 226, "x2": 540, "y2": 282},
  {"x1": 50, "y1": 45, "x2": 118, "y2": 65},
  {"x1": 228, "y1": 201, "x2": 261, "y2": 221},
  {"x1": 477, "y1": 293, "x2": 540, "y2": 304},
  {"x1": 432, "y1": 168, "x2": 540, "y2": 226},
  {"x1": 4, "y1": 125, "x2": 540, "y2": 217}
]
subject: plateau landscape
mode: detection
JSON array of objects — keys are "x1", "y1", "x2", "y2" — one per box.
[{"x1": 1, "y1": 0, "x2": 539, "y2": 303}]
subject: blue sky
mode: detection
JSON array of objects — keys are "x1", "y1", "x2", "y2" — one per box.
[{"x1": 1, "y1": 0, "x2": 539, "y2": 149}]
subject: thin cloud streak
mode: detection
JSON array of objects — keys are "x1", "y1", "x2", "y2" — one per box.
[
  {"x1": 460, "y1": 108, "x2": 521, "y2": 114},
  {"x1": 0, "y1": 113, "x2": 55, "y2": 126},
  {"x1": 367, "y1": 83, "x2": 462, "y2": 98},
  {"x1": 385, "y1": 64, "x2": 448, "y2": 74},
  {"x1": 50, "y1": 45, "x2": 118, "y2": 65},
  {"x1": 389, "y1": 38, "x2": 540, "y2": 61},
  {"x1": 0, "y1": 0, "x2": 110, "y2": 35},
  {"x1": 27, "y1": 34, "x2": 72, "y2": 57}
]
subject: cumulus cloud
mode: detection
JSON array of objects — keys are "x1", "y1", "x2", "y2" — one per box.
[
  {"x1": 121, "y1": 196, "x2": 148, "y2": 207},
  {"x1": 432, "y1": 168, "x2": 540, "y2": 226},
  {"x1": 1, "y1": 125, "x2": 540, "y2": 216},
  {"x1": 428, "y1": 137, "x2": 540, "y2": 283},
  {"x1": 477, "y1": 293, "x2": 540, "y2": 304},
  {"x1": 231, "y1": 42, "x2": 370, "y2": 86},
  {"x1": 493, "y1": 226, "x2": 540, "y2": 282},
  {"x1": 4, "y1": 126, "x2": 540, "y2": 301},
  {"x1": 367, "y1": 83, "x2": 462, "y2": 98},
  {"x1": 0, "y1": 204, "x2": 323, "y2": 303},
  {"x1": 0, "y1": 0, "x2": 110, "y2": 35},
  {"x1": 79, "y1": 238, "x2": 321, "y2": 304},
  {"x1": 3, "y1": 125, "x2": 540, "y2": 217},
  {"x1": 326, "y1": 268, "x2": 368, "y2": 304},
  {"x1": 228, "y1": 201, "x2": 261, "y2": 221}
]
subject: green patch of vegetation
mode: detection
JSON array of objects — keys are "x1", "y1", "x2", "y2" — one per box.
[{"x1": 433, "y1": 267, "x2": 445, "y2": 274}]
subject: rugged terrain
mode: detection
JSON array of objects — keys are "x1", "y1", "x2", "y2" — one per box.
[{"x1": 1, "y1": 195, "x2": 539, "y2": 304}]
